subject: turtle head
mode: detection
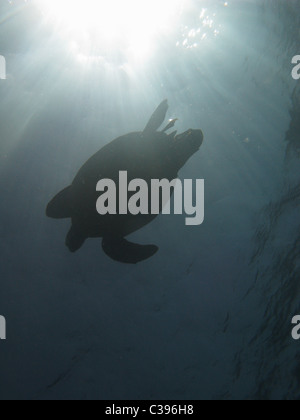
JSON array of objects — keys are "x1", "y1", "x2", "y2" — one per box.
[
  {"x1": 143, "y1": 100, "x2": 204, "y2": 169},
  {"x1": 171, "y1": 129, "x2": 204, "y2": 168}
]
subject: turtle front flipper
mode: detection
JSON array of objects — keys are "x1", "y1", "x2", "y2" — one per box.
[
  {"x1": 102, "y1": 236, "x2": 158, "y2": 264},
  {"x1": 143, "y1": 100, "x2": 168, "y2": 133},
  {"x1": 162, "y1": 118, "x2": 178, "y2": 133}
]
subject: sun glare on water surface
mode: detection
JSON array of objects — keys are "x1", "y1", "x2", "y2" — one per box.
[{"x1": 34, "y1": 0, "x2": 185, "y2": 63}]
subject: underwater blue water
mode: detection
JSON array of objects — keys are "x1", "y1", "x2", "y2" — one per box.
[{"x1": 0, "y1": 0, "x2": 299, "y2": 400}]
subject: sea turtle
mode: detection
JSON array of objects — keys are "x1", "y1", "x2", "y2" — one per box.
[{"x1": 46, "y1": 100, "x2": 204, "y2": 264}]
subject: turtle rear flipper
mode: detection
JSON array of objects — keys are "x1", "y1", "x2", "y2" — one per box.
[
  {"x1": 46, "y1": 186, "x2": 73, "y2": 219},
  {"x1": 102, "y1": 236, "x2": 158, "y2": 264},
  {"x1": 66, "y1": 226, "x2": 86, "y2": 252}
]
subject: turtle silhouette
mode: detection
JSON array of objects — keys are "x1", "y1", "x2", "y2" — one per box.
[{"x1": 46, "y1": 100, "x2": 204, "y2": 264}]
